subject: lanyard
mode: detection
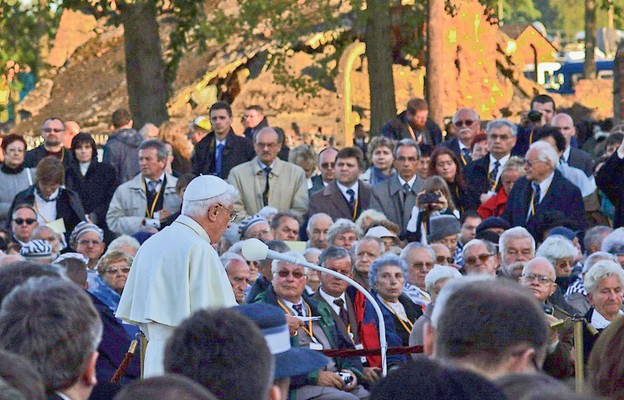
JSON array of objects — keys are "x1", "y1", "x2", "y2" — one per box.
[
  {"x1": 529, "y1": 180, "x2": 553, "y2": 217},
  {"x1": 488, "y1": 159, "x2": 499, "y2": 192},
  {"x1": 33, "y1": 200, "x2": 51, "y2": 224},
  {"x1": 143, "y1": 179, "x2": 162, "y2": 218},
  {"x1": 351, "y1": 196, "x2": 359, "y2": 221},
  {"x1": 406, "y1": 124, "x2": 422, "y2": 144},
  {"x1": 277, "y1": 300, "x2": 319, "y2": 343},
  {"x1": 382, "y1": 299, "x2": 414, "y2": 334}
]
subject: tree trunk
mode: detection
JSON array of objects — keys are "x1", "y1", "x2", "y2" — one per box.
[
  {"x1": 614, "y1": 40, "x2": 624, "y2": 124},
  {"x1": 584, "y1": 0, "x2": 596, "y2": 79},
  {"x1": 426, "y1": 0, "x2": 444, "y2": 129},
  {"x1": 364, "y1": 0, "x2": 396, "y2": 136},
  {"x1": 119, "y1": 1, "x2": 169, "y2": 128}
]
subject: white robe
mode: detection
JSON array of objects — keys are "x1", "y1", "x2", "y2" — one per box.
[{"x1": 116, "y1": 214, "x2": 236, "y2": 376}]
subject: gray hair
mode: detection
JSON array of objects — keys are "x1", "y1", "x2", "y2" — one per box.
[
  {"x1": 220, "y1": 252, "x2": 248, "y2": 272},
  {"x1": 536, "y1": 235, "x2": 578, "y2": 263},
  {"x1": 485, "y1": 118, "x2": 517, "y2": 137},
  {"x1": 254, "y1": 127, "x2": 282, "y2": 144},
  {"x1": 584, "y1": 260, "x2": 624, "y2": 294},
  {"x1": 139, "y1": 123, "x2": 159, "y2": 139},
  {"x1": 0, "y1": 277, "x2": 102, "y2": 393},
  {"x1": 501, "y1": 156, "x2": 526, "y2": 177},
  {"x1": 355, "y1": 209, "x2": 388, "y2": 232},
  {"x1": 288, "y1": 145, "x2": 317, "y2": 168},
  {"x1": 108, "y1": 235, "x2": 141, "y2": 253},
  {"x1": 368, "y1": 254, "x2": 408, "y2": 289},
  {"x1": 582, "y1": 251, "x2": 617, "y2": 274},
  {"x1": 96, "y1": 250, "x2": 134, "y2": 275},
  {"x1": 452, "y1": 108, "x2": 479, "y2": 124},
  {"x1": 139, "y1": 139, "x2": 168, "y2": 161},
  {"x1": 431, "y1": 275, "x2": 494, "y2": 328},
  {"x1": 327, "y1": 219, "x2": 361, "y2": 246},
  {"x1": 425, "y1": 265, "x2": 462, "y2": 294},
  {"x1": 400, "y1": 242, "x2": 436, "y2": 262},
  {"x1": 271, "y1": 251, "x2": 309, "y2": 275},
  {"x1": 528, "y1": 140, "x2": 559, "y2": 169},
  {"x1": 393, "y1": 138, "x2": 421, "y2": 159},
  {"x1": 523, "y1": 257, "x2": 557, "y2": 280},
  {"x1": 463, "y1": 239, "x2": 497, "y2": 259},
  {"x1": 354, "y1": 236, "x2": 385, "y2": 254},
  {"x1": 307, "y1": 213, "x2": 333, "y2": 235},
  {"x1": 600, "y1": 227, "x2": 624, "y2": 254},
  {"x1": 499, "y1": 227, "x2": 535, "y2": 256},
  {"x1": 303, "y1": 248, "x2": 322, "y2": 257},
  {"x1": 318, "y1": 246, "x2": 352, "y2": 271},
  {"x1": 584, "y1": 226, "x2": 613, "y2": 254},
  {"x1": 182, "y1": 185, "x2": 238, "y2": 219}
]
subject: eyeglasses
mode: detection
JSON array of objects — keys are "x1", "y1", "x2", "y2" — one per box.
[
  {"x1": 255, "y1": 142, "x2": 279, "y2": 149},
  {"x1": 521, "y1": 273, "x2": 553, "y2": 285},
  {"x1": 455, "y1": 120, "x2": 475, "y2": 128},
  {"x1": 78, "y1": 239, "x2": 103, "y2": 246},
  {"x1": 411, "y1": 262, "x2": 434, "y2": 270},
  {"x1": 43, "y1": 128, "x2": 63, "y2": 133},
  {"x1": 13, "y1": 218, "x2": 37, "y2": 225},
  {"x1": 276, "y1": 270, "x2": 306, "y2": 279},
  {"x1": 216, "y1": 204, "x2": 238, "y2": 222},
  {"x1": 436, "y1": 256, "x2": 454, "y2": 264},
  {"x1": 489, "y1": 134, "x2": 511, "y2": 141},
  {"x1": 464, "y1": 253, "x2": 493, "y2": 265},
  {"x1": 248, "y1": 229, "x2": 271, "y2": 238},
  {"x1": 103, "y1": 266, "x2": 131, "y2": 274},
  {"x1": 523, "y1": 159, "x2": 544, "y2": 167},
  {"x1": 320, "y1": 162, "x2": 335, "y2": 169}
]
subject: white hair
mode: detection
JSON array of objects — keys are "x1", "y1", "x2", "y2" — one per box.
[
  {"x1": 499, "y1": 227, "x2": 535, "y2": 256},
  {"x1": 536, "y1": 235, "x2": 578, "y2": 263},
  {"x1": 528, "y1": 140, "x2": 559, "y2": 169},
  {"x1": 182, "y1": 186, "x2": 238, "y2": 218},
  {"x1": 107, "y1": 235, "x2": 140, "y2": 253},
  {"x1": 220, "y1": 252, "x2": 248, "y2": 271},
  {"x1": 600, "y1": 227, "x2": 624, "y2": 254},
  {"x1": 584, "y1": 260, "x2": 624, "y2": 294},
  {"x1": 425, "y1": 265, "x2": 462, "y2": 294},
  {"x1": 271, "y1": 251, "x2": 309, "y2": 275}
]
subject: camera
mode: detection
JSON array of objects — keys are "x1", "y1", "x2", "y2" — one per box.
[
  {"x1": 419, "y1": 192, "x2": 441, "y2": 204},
  {"x1": 145, "y1": 218, "x2": 161, "y2": 229},
  {"x1": 336, "y1": 371, "x2": 354, "y2": 385},
  {"x1": 527, "y1": 110, "x2": 542, "y2": 123}
]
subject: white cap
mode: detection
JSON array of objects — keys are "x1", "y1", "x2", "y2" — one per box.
[
  {"x1": 193, "y1": 116, "x2": 211, "y2": 131},
  {"x1": 366, "y1": 225, "x2": 397, "y2": 238},
  {"x1": 184, "y1": 175, "x2": 232, "y2": 201}
]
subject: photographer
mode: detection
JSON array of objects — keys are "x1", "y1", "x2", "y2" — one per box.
[
  {"x1": 513, "y1": 94, "x2": 556, "y2": 156},
  {"x1": 405, "y1": 176, "x2": 459, "y2": 243}
]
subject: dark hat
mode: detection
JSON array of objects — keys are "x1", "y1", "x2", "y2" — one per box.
[
  {"x1": 475, "y1": 230, "x2": 501, "y2": 245},
  {"x1": 132, "y1": 230, "x2": 154, "y2": 245},
  {"x1": 547, "y1": 226, "x2": 578, "y2": 241},
  {"x1": 428, "y1": 215, "x2": 461, "y2": 242},
  {"x1": 234, "y1": 303, "x2": 328, "y2": 379},
  {"x1": 476, "y1": 217, "x2": 510, "y2": 234}
]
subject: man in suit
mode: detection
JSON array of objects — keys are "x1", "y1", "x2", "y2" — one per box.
[
  {"x1": 191, "y1": 101, "x2": 255, "y2": 179},
  {"x1": 308, "y1": 147, "x2": 371, "y2": 222},
  {"x1": 254, "y1": 251, "x2": 369, "y2": 399},
  {"x1": 228, "y1": 127, "x2": 308, "y2": 221},
  {"x1": 25, "y1": 117, "x2": 74, "y2": 169},
  {"x1": 370, "y1": 139, "x2": 424, "y2": 235},
  {"x1": 464, "y1": 119, "x2": 517, "y2": 205},
  {"x1": 551, "y1": 113, "x2": 595, "y2": 176},
  {"x1": 439, "y1": 108, "x2": 481, "y2": 167},
  {"x1": 501, "y1": 141, "x2": 585, "y2": 238},
  {"x1": 381, "y1": 98, "x2": 442, "y2": 145},
  {"x1": 309, "y1": 147, "x2": 338, "y2": 195},
  {"x1": 0, "y1": 277, "x2": 102, "y2": 400}
]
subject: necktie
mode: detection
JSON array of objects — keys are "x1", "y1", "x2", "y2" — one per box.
[
  {"x1": 346, "y1": 188, "x2": 355, "y2": 207},
  {"x1": 262, "y1": 167, "x2": 271, "y2": 206},
  {"x1": 489, "y1": 160, "x2": 500, "y2": 183},
  {"x1": 402, "y1": 182, "x2": 411, "y2": 204},
  {"x1": 147, "y1": 179, "x2": 160, "y2": 194},
  {"x1": 461, "y1": 147, "x2": 472, "y2": 163},
  {"x1": 215, "y1": 143, "x2": 225, "y2": 177},
  {"x1": 532, "y1": 182, "x2": 541, "y2": 205},
  {"x1": 292, "y1": 303, "x2": 303, "y2": 317},
  {"x1": 333, "y1": 298, "x2": 349, "y2": 327}
]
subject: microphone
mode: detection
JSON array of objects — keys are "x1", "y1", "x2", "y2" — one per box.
[{"x1": 241, "y1": 238, "x2": 388, "y2": 376}]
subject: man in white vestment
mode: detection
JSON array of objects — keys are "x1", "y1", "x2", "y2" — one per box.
[{"x1": 116, "y1": 175, "x2": 238, "y2": 376}]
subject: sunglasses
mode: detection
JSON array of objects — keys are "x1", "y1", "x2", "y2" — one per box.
[
  {"x1": 455, "y1": 120, "x2": 475, "y2": 128},
  {"x1": 464, "y1": 253, "x2": 493, "y2": 265},
  {"x1": 321, "y1": 162, "x2": 335, "y2": 169},
  {"x1": 13, "y1": 218, "x2": 36, "y2": 225},
  {"x1": 103, "y1": 266, "x2": 131, "y2": 274},
  {"x1": 436, "y1": 256, "x2": 454, "y2": 264},
  {"x1": 43, "y1": 128, "x2": 64, "y2": 133},
  {"x1": 276, "y1": 270, "x2": 306, "y2": 279}
]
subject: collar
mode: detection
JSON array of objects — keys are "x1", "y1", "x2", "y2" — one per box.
[
  {"x1": 397, "y1": 175, "x2": 417, "y2": 188},
  {"x1": 216, "y1": 138, "x2": 227, "y2": 147},
  {"x1": 173, "y1": 214, "x2": 212, "y2": 244},
  {"x1": 319, "y1": 288, "x2": 346, "y2": 305},
  {"x1": 144, "y1": 172, "x2": 166, "y2": 185},
  {"x1": 281, "y1": 298, "x2": 305, "y2": 315},
  {"x1": 489, "y1": 153, "x2": 510, "y2": 170},
  {"x1": 458, "y1": 141, "x2": 470, "y2": 151},
  {"x1": 54, "y1": 391, "x2": 72, "y2": 400},
  {"x1": 35, "y1": 187, "x2": 59, "y2": 202},
  {"x1": 562, "y1": 146, "x2": 571, "y2": 163},
  {"x1": 591, "y1": 308, "x2": 623, "y2": 330},
  {"x1": 533, "y1": 171, "x2": 555, "y2": 201},
  {"x1": 257, "y1": 159, "x2": 276, "y2": 171},
  {"x1": 336, "y1": 181, "x2": 359, "y2": 198}
]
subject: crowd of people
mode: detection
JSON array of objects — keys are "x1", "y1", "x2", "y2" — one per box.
[{"x1": 0, "y1": 94, "x2": 623, "y2": 399}]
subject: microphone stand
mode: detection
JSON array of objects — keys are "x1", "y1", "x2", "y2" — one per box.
[{"x1": 242, "y1": 239, "x2": 388, "y2": 377}]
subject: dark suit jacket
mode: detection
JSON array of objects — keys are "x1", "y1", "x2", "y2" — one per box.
[
  {"x1": 567, "y1": 147, "x2": 595, "y2": 177},
  {"x1": 439, "y1": 138, "x2": 471, "y2": 167},
  {"x1": 500, "y1": 170, "x2": 585, "y2": 238},
  {"x1": 463, "y1": 154, "x2": 503, "y2": 201},
  {"x1": 596, "y1": 151, "x2": 624, "y2": 227},
  {"x1": 381, "y1": 111, "x2": 442, "y2": 145},
  {"x1": 191, "y1": 129, "x2": 255, "y2": 179},
  {"x1": 308, "y1": 180, "x2": 371, "y2": 221},
  {"x1": 370, "y1": 175, "x2": 425, "y2": 232},
  {"x1": 308, "y1": 174, "x2": 326, "y2": 196},
  {"x1": 24, "y1": 145, "x2": 74, "y2": 169}
]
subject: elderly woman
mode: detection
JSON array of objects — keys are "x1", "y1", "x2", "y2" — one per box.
[
  {"x1": 361, "y1": 136, "x2": 396, "y2": 185},
  {"x1": 289, "y1": 145, "x2": 317, "y2": 190},
  {"x1": 327, "y1": 218, "x2": 362, "y2": 252},
  {"x1": 583, "y1": 260, "x2": 624, "y2": 359},
  {"x1": 478, "y1": 157, "x2": 525, "y2": 219},
  {"x1": 369, "y1": 254, "x2": 423, "y2": 346},
  {"x1": 91, "y1": 250, "x2": 134, "y2": 312},
  {"x1": 0, "y1": 134, "x2": 34, "y2": 227},
  {"x1": 70, "y1": 221, "x2": 105, "y2": 270},
  {"x1": 536, "y1": 235, "x2": 579, "y2": 312},
  {"x1": 9, "y1": 156, "x2": 85, "y2": 241}
]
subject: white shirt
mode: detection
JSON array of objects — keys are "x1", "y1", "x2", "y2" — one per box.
[
  {"x1": 318, "y1": 288, "x2": 347, "y2": 316},
  {"x1": 34, "y1": 189, "x2": 58, "y2": 224},
  {"x1": 281, "y1": 298, "x2": 306, "y2": 316},
  {"x1": 397, "y1": 175, "x2": 417, "y2": 189},
  {"x1": 534, "y1": 171, "x2": 555, "y2": 203},
  {"x1": 591, "y1": 309, "x2": 624, "y2": 330},
  {"x1": 144, "y1": 172, "x2": 165, "y2": 193},
  {"x1": 562, "y1": 146, "x2": 571, "y2": 163},
  {"x1": 488, "y1": 153, "x2": 510, "y2": 182},
  {"x1": 336, "y1": 181, "x2": 360, "y2": 202}
]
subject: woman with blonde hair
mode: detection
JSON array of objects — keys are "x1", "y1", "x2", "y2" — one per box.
[{"x1": 158, "y1": 121, "x2": 192, "y2": 174}]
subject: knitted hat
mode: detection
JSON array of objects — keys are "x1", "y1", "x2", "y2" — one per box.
[
  {"x1": 428, "y1": 215, "x2": 461, "y2": 242},
  {"x1": 239, "y1": 215, "x2": 269, "y2": 239},
  {"x1": 69, "y1": 221, "x2": 104, "y2": 246},
  {"x1": 20, "y1": 240, "x2": 53, "y2": 260}
]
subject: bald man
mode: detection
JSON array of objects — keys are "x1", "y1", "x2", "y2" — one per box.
[{"x1": 551, "y1": 113, "x2": 594, "y2": 176}]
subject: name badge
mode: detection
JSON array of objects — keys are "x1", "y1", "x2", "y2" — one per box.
[{"x1": 309, "y1": 342, "x2": 324, "y2": 351}]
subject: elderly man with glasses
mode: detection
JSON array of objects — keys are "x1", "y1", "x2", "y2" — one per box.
[
  {"x1": 462, "y1": 239, "x2": 498, "y2": 276},
  {"x1": 439, "y1": 108, "x2": 481, "y2": 167}
]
